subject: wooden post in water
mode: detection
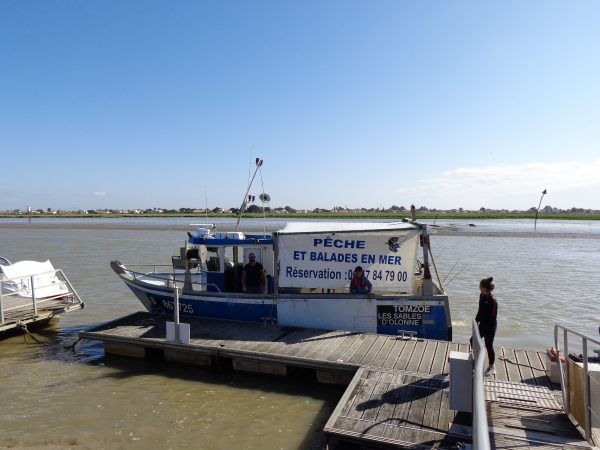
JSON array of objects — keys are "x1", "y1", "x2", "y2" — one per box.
[{"x1": 534, "y1": 189, "x2": 547, "y2": 231}]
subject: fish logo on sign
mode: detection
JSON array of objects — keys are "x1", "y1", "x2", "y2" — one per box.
[{"x1": 386, "y1": 237, "x2": 401, "y2": 252}]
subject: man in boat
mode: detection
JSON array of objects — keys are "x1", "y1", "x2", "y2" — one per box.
[
  {"x1": 241, "y1": 252, "x2": 266, "y2": 294},
  {"x1": 349, "y1": 266, "x2": 372, "y2": 294}
]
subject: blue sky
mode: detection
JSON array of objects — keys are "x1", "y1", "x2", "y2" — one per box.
[{"x1": 1, "y1": 1, "x2": 599, "y2": 211}]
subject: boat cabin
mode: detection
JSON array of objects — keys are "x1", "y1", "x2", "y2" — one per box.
[
  {"x1": 182, "y1": 221, "x2": 438, "y2": 298},
  {"x1": 184, "y1": 229, "x2": 276, "y2": 294}
]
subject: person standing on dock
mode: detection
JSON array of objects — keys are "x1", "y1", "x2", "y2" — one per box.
[
  {"x1": 349, "y1": 266, "x2": 373, "y2": 294},
  {"x1": 476, "y1": 276, "x2": 498, "y2": 376},
  {"x1": 242, "y1": 252, "x2": 266, "y2": 294}
]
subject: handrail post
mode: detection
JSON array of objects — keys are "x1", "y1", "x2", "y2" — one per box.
[
  {"x1": 0, "y1": 288, "x2": 4, "y2": 324},
  {"x1": 555, "y1": 325, "x2": 568, "y2": 412},
  {"x1": 58, "y1": 269, "x2": 82, "y2": 304},
  {"x1": 564, "y1": 327, "x2": 570, "y2": 414},
  {"x1": 583, "y1": 339, "x2": 591, "y2": 442},
  {"x1": 30, "y1": 275, "x2": 38, "y2": 316},
  {"x1": 472, "y1": 320, "x2": 491, "y2": 450}
]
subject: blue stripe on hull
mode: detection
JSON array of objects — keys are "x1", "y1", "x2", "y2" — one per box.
[{"x1": 131, "y1": 286, "x2": 275, "y2": 323}]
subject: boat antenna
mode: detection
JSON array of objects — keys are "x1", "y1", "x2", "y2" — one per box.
[
  {"x1": 204, "y1": 184, "x2": 209, "y2": 227},
  {"x1": 258, "y1": 166, "x2": 270, "y2": 234},
  {"x1": 236, "y1": 157, "x2": 263, "y2": 231}
]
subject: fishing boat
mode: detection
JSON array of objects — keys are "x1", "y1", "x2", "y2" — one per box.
[
  {"x1": 111, "y1": 219, "x2": 452, "y2": 340},
  {"x1": 0, "y1": 256, "x2": 84, "y2": 335},
  {"x1": 110, "y1": 158, "x2": 451, "y2": 340}
]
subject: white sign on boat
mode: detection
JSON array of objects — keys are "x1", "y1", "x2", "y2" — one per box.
[{"x1": 276, "y1": 222, "x2": 420, "y2": 292}]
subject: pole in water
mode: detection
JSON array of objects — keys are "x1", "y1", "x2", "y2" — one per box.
[{"x1": 534, "y1": 189, "x2": 547, "y2": 231}]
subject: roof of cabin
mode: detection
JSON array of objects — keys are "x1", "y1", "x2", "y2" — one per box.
[{"x1": 275, "y1": 221, "x2": 418, "y2": 235}]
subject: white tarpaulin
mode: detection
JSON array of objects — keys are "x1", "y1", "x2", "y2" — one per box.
[
  {"x1": 277, "y1": 230, "x2": 420, "y2": 292},
  {"x1": 0, "y1": 260, "x2": 68, "y2": 298}
]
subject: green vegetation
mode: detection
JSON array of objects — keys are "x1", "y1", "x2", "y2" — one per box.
[{"x1": 2, "y1": 211, "x2": 600, "y2": 220}]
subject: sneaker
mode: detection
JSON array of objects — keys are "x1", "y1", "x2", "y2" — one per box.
[{"x1": 485, "y1": 365, "x2": 496, "y2": 376}]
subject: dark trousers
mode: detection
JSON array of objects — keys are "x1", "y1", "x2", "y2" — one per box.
[
  {"x1": 480, "y1": 325, "x2": 497, "y2": 366},
  {"x1": 482, "y1": 333, "x2": 496, "y2": 366}
]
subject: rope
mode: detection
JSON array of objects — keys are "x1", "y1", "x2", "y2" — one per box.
[
  {"x1": 444, "y1": 265, "x2": 467, "y2": 287},
  {"x1": 258, "y1": 165, "x2": 268, "y2": 234},
  {"x1": 17, "y1": 322, "x2": 44, "y2": 345},
  {"x1": 498, "y1": 355, "x2": 545, "y2": 371},
  {"x1": 442, "y1": 259, "x2": 461, "y2": 284},
  {"x1": 427, "y1": 245, "x2": 444, "y2": 291},
  {"x1": 64, "y1": 337, "x2": 83, "y2": 351}
]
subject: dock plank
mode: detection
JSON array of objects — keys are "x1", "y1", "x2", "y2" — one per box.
[
  {"x1": 493, "y1": 347, "x2": 509, "y2": 381},
  {"x1": 303, "y1": 330, "x2": 349, "y2": 360},
  {"x1": 416, "y1": 339, "x2": 437, "y2": 374},
  {"x1": 429, "y1": 340, "x2": 448, "y2": 375},
  {"x1": 326, "y1": 333, "x2": 363, "y2": 364},
  {"x1": 346, "y1": 333, "x2": 379, "y2": 365},
  {"x1": 311, "y1": 332, "x2": 356, "y2": 360},
  {"x1": 405, "y1": 340, "x2": 428, "y2": 373},
  {"x1": 340, "y1": 372, "x2": 380, "y2": 419},
  {"x1": 381, "y1": 339, "x2": 408, "y2": 370},
  {"x1": 286, "y1": 330, "x2": 337, "y2": 359},
  {"x1": 442, "y1": 342, "x2": 459, "y2": 374},
  {"x1": 503, "y1": 347, "x2": 522, "y2": 383},
  {"x1": 525, "y1": 350, "x2": 552, "y2": 389},
  {"x1": 274, "y1": 328, "x2": 326, "y2": 358},
  {"x1": 515, "y1": 349, "x2": 537, "y2": 385},
  {"x1": 393, "y1": 339, "x2": 418, "y2": 371},
  {"x1": 355, "y1": 335, "x2": 388, "y2": 367},
  {"x1": 437, "y1": 388, "x2": 455, "y2": 432},
  {"x1": 369, "y1": 336, "x2": 399, "y2": 368},
  {"x1": 334, "y1": 333, "x2": 372, "y2": 365}
]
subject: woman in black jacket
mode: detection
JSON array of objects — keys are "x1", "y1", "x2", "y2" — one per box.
[{"x1": 476, "y1": 276, "x2": 498, "y2": 376}]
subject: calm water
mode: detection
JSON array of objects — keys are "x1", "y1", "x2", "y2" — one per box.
[{"x1": 1, "y1": 218, "x2": 599, "y2": 448}]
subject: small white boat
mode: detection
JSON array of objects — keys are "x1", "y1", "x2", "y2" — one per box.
[{"x1": 0, "y1": 256, "x2": 84, "y2": 335}]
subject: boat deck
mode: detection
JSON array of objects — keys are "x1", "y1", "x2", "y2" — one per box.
[{"x1": 79, "y1": 312, "x2": 592, "y2": 449}]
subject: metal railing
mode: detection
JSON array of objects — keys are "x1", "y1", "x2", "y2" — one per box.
[
  {"x1": 472, "y1": 319, "x2": 491, "y2": 450},
  {"x1": 1, "y1": 268, "x2": 83, "y2": 325},
  {"x1": 554, "y1": 324, "x2": 600, "y2": 444},
  {"x1": 125, "y1": 265, "x2": 223, "y2": 293}
]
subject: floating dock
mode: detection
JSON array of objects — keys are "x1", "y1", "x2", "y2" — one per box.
[
  {"x1": 79, "y1": 312, "x2": 592, "y2": 449},
  {"x1": 0, "y1": 295, "x2": 83, "y2": 335}
]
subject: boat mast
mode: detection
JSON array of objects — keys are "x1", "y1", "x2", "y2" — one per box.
[
  {"x1": 421, "y1": 224, "x2": 434, "y2": 296},
  {"x1": 235, "y1": 158, "x2": 263, "y2": 231}
]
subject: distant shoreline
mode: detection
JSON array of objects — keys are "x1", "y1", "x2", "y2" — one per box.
[
  {"x1": 0, "y1": 221, "x2": 598, "y2": 239},
  {"x1": 1, "y1": 212, "x2": 600, "y2": 220}
]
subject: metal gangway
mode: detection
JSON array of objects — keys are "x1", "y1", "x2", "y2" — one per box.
[
  {"x1": 554, "y1": 324, "x2": 600, "y2": 445},
  {"x1": 469, "y1": 322, "x2": 600, "y2": 449}
]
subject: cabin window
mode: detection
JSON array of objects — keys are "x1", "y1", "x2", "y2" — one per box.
[{"x1": 205, "y1": 247, "x2": 220, "y2": 272}]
